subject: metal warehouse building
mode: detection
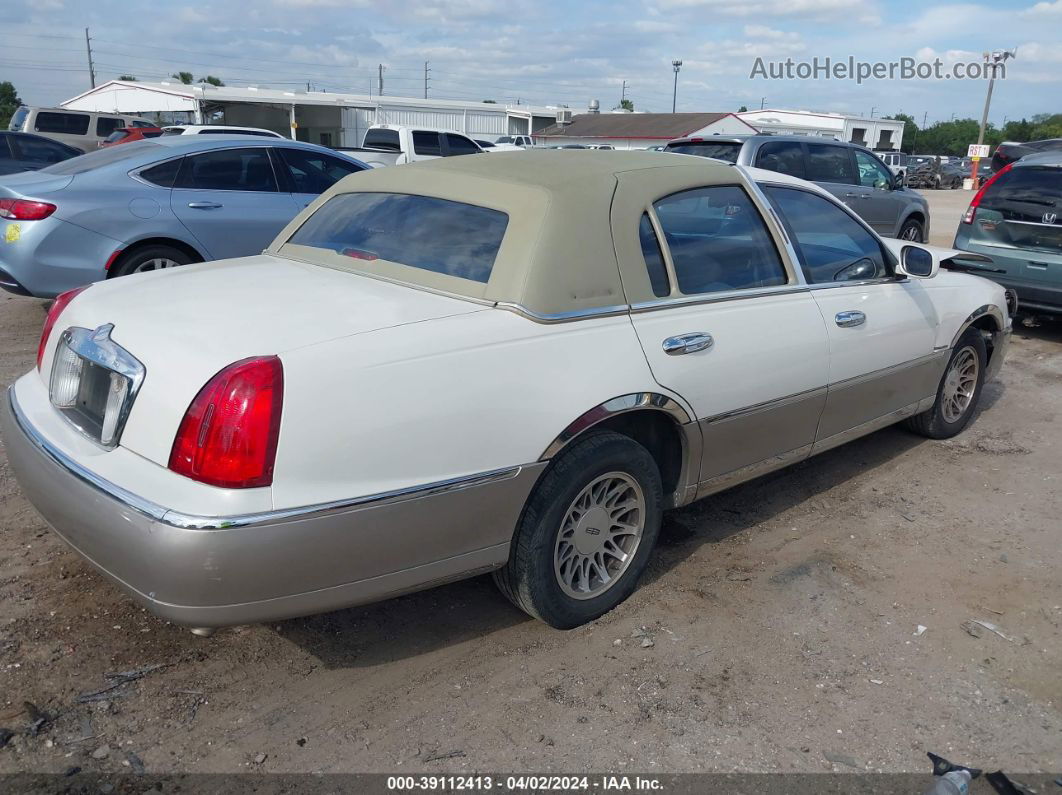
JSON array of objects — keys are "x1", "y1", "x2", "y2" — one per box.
[
  {"x1": 60, "y1": 80, "x2": 561, "y2": 148},
  {"x1": 735, "y1": 108, "x2": 906, "y2": 151}
]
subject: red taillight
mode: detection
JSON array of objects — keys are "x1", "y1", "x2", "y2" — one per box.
[
  {"x1": 963, "y1": 163, "x2": 1012, "y2": 224},
  {"x1": 0, "y1": 198, "x2": 57, "y2": 221},
  {"x1": 37, "y1": 286, "x2": 88, "y2": 370},
  {"x1": 169, "y1": 356, "x2": 284, "y2": 489}
]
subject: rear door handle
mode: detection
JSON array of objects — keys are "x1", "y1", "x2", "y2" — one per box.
[
  {"x1": 835, "y1": 311, "x2": 866, "y2": 328},
  {"x1": 1028, "y1": 261, "x2": 1050, "y2": 270},
  {"x1": 187, "y1": 201, "x2": 223, "y2": 209},
  {"x1": 662, "y1": 332, "x2": 714, "y2": 355}
]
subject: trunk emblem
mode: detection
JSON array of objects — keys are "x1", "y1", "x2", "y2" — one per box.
[{"x1": 1045, "y1": 212, "x2": 1057, "y2": 225}]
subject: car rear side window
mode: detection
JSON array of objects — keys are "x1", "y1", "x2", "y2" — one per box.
[
  {"x1": 174, "y1": 148, "x2": 278, "y2": 192},
  {"x1": 639, "y1": 213, "x2": 670, "y2": 297},
  {"x1": 652, "y1": 186, "x2": 787, "y2": 295},
  {"x1": 96, "y1": 118, "x2": 125, "y2": 137},
  {"x1": 8, "y1": 107, "x2": 29, "y2": 132},
  {"x1": 805, "y1": 144, "x2": 856, "y2": 184},
  {"x1": 138, "y1": 157, "x2": 183, "y2": 187},
  {"x1": 763, "y1": 185, "x2": 888, "y2": 283},
  {"x1": 755, "y1": 141, "x2": 806, "y2": 179},
  {"x1": 288, "y1": 192, "x2": 508, "y2": 284},
  {"x1": 34, "y1": 112, "x2": 90, "y2": 136},
  {"x1": 413, "y1": 131, "x2": 442, "y2": 156},
  {"x1": 663, "y1": 141, "x2": 742, "y2": 163}
]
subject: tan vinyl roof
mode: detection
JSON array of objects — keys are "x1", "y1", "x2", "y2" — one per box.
[{"x1": 271, "y1": 150, "x2": 740, "y2": 317}]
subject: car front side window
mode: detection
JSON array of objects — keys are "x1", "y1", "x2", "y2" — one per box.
[
  {"x1": 763, "y1": 185, "x2": 889, "y2": 284},
  {"x1": 854, "y1": 150, "x2": 893, "y2": 189},
  {"x1": 652, "y1": 185, "x2": 788, "y2": 296}
]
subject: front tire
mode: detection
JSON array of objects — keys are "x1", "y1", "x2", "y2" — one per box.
[
  {"x1": 905, "y1": 327, "x2": 987, "y2": 439},
  {"x1": 494, "y1": 431, "x2": 663, "y2": 629},
  {"x1": 898, "y1": 218, "x2": 925, "y2": 243}
]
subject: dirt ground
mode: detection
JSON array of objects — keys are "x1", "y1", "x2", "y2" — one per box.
[{"x1": 0, "y1": 190, "x2": 1060, "y2": 780}]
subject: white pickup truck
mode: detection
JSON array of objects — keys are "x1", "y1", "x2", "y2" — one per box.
[{"x1": 338, "y1": 124, "x2": 483, "y2": 167}]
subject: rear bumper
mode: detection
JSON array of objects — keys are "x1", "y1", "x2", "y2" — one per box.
[
  {"x1": 0, "y1": 217, "x2": 119, "y2": 298},
  {"x1": 1, "y1": 387, "x2": 542, "y2": 627}
]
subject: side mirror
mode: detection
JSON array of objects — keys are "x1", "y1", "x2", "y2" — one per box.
[
  {"x1": 891, "y1": 173, "x2": 904, "y2": 190},
  {"x1": 897, "y1": 245, "x2": 938, "y2": 278}
]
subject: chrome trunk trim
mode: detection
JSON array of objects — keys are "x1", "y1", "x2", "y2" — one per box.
[{"x1": 8, "y1": 387, "x2": 524, "y2": 531}]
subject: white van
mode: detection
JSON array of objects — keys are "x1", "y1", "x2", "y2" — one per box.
[
  {"x1": 878, "y1": 151, "x2": 908, "y2": 179},
  {"x1": 7, "y1": 106, "x2": 156, "y2": 153}
]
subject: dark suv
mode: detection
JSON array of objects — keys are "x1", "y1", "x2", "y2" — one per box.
[
  {"x1": 664, "y1": 135, "x2": 930, "y2": 242},
  {"x1": 953, "y1": 152, "x2": 1061, "y2": 315}
]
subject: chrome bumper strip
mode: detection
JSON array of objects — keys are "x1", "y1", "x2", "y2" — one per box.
[{"x1": 8, "y1": 387, "x2": 522, "y2": 532}]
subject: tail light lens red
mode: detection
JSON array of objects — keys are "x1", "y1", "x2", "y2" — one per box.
[
  {"x1": 37, "y1": 286, "x2": 88, "y2": 370},
  {"x1": 0, "y1": 198, "x2": 57, "y2": 221},
  {"x1": 169, "y1": 356, "x2": 284, "y2": 489},
  {"x1": 962, "y1": 163, "x2": 1012, "y2": 224}
]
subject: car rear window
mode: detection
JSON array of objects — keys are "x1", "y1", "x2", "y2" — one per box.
[
  {"x1": 663, "y1": 141, "x2": 742, "y2": 163},
  {"x1": 363, "y1": 129, "x2": 401, "y2": 151},
  {"x1": 288, "y1": 192, "x2": 509, "y2": 284},
  {"x1": 980, "y1": 166, "x2": 1059, "y2": 220},
  {"x1": 40, "y1": 140, "x2": 161, "y2": 174}
]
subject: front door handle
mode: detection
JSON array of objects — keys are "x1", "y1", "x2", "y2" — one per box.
[
  {"x1": 187, "y1": 201, "x2": 223, "y2": 209},
  {"x1": 843, "y1": 192, "x2": 860, "y2": 198},
  {"x1": 835, "y1": 310, "x2": 866, "y2": 328},
  {"x1": 662, "y1": 332, "x2": 714, "y2": 355}
]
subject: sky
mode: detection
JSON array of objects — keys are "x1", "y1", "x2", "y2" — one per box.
[{"x1": 2, "y1": 0, "x2": 1059, "y2": 125}]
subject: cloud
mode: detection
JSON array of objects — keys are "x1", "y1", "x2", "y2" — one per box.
[
  {"x1": 656, "y1": 0, "x2": 862, "y2": 16},
  {"x1": 743, "y1": 24, "x2": 800, "y2": 41},
  {"x1": 1022, "y1": 0, "x2": 1062, "y2": 13}
]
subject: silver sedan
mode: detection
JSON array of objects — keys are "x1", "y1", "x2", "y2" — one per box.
[{"x1": 0, "y1": 136, "x2": 367, "y2": 298}]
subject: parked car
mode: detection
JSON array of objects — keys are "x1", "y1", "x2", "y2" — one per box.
[
  {"x1": 1, "y1": 151, "x2": 1011, "y2": 634},
  {"x1": 477, "y1": 139, "x2": 521, "y2": 153},
  {"x1": 100, "y1": 126, "x2": 164, "y2": 148},
  {"x1": 664, "y1": 135, "x2": 930, "y2": 241},
  {"x1": 991, "y1": 139, "x2": 1062, "y2": 173},
  {"x1": 906, "y1": 159, "x2": 965, "y2": 190},
  {"x1": 0, "y1": 132, "x2": 81, "y2": 176},
  {"x1": 953, "y1": 152, "x2": 1061, "y2": 315},
  {"x1": 878, "y1": 151, "x2": 908, "y2": 180},
  {"x1": 7, "y1": 106, "x2": 155, "y2": 153},
  {"x1": 160, "y1": 124, "x2": 284, "y2": 138},
  {"x1": 496, "y1": 134, "x2": 534, "y2": 148},
  {"x1": 337, "y1": 125, "x2": 483, "y2": 167},
  {"x1": 0, "y1": 137, "x2": 367, "y2": 298}
]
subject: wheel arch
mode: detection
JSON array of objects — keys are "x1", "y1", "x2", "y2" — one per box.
[
  {"x1": 951, "y1": 303, "x2": 1007, "y2": 371},
  {"x1": 107, "y1": 237, "x2": 205, "y2": 278},
  {"x1": 539, "y1": 393, "x2": 701, "y2": 510}
]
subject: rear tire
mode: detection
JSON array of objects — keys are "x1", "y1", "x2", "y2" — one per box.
[
  {"x1": 109, "y1": 244, "x2": 194, "y2": 278},
  {"x1": 905, "y1": 327, "x2": 987, "y2": 439},
  {"x1": 494, "y1": 431, "x2": 663, "y2": 629}
]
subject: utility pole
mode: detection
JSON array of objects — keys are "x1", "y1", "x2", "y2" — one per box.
[
  {"x1": 620, "y1": 80, "x2": 628, "y2": 107},
  {"x1": 671, "y1": 60, "x2": 682, "y2": 113},
  {"x1": 870, "y1": 106, "x2": 877, "y2": 118},
  {"x1": 921, "y1": 111, "x2": 928, "y2": 128},
  {"x1": 760, "y1": 96, "x2": 766, "y2": 109},
  {"x1": 378, "y1": 64, "x2": 384, "y2": 97},
  {"x1": 424, "y1": 61, "x2": 430, "y2": 99},
  {"x1": 973, "y1": 49, "x2": 1016, "y2": 187},
  {"x1": 84, "y1": 27, "x2": 96, "y2": 88}
]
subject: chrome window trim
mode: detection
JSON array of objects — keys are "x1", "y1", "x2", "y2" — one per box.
[
  {"x1": 1002, "y1": 219, "x2": 1062, "y2": 229},
  {"x1": 629, "y1": 284, "x2": 811, "y2": 314},
  {"x1": 9, "y1": 386, "x2": 522, "y2": 532},
  {"x1": 494, "y1": 302, "x2": 631, "y2": 324},
  {"x1": 51, "y1": 324, "x2": 146, "y2": 450}
]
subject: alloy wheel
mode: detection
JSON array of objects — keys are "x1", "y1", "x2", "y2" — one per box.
[
  {"x1": 132, "y1": 257, "x2": 182, "y2": 273},
  {"x1": 941, "y1": 346, "x2": 979, "y2": 423},
  {"x1": 553, "y1": 472, "x2": 645, "y2": 600}
]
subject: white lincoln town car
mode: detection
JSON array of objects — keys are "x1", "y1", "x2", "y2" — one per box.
[{"x1": 2, "y1": 151, "x2": 1011, "y2": 633}]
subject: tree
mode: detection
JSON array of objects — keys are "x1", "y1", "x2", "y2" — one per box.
[
  {"x1": 118, "y1": 75, "x2": 138, "y2": 81},
  {"x1": 884, "y1": 113, "x2": 919, "y2": 153},
  {"x1": 738, "y1": 105, "x2": 748, "y2": 112},
  {"x1": 199, "y1": 75, "x2": 224, "y2": 87},
  {"x1": 0, "y1": 81, "x2": 22, "y2": 129},
  {"x1": 619, "y1": 98, "x2": 634, "y2": 111},
  {"x1": 171, "y1": 72, "x2": 194, "y2": 84}
]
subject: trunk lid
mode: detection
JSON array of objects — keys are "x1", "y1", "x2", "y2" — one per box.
[
  {"x1": 52, "y1": 254, "x2": 486, "y2": 465},
  {"x1": 0, "y1": 171, "x2": 73, "y2": 198}
]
